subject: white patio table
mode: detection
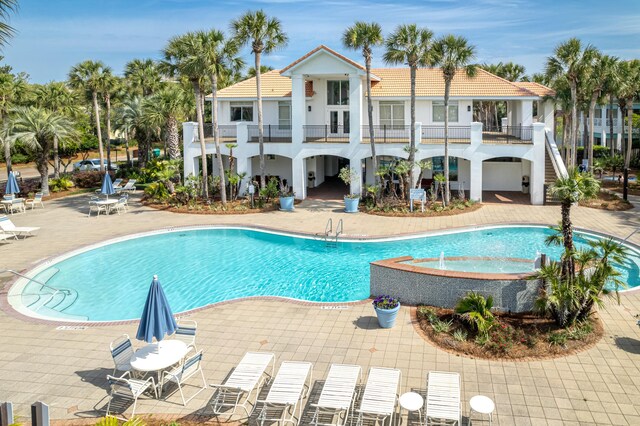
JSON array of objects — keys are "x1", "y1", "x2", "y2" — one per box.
[
  {"x1": 1, "y1": 198, "x2": 25, "y2": 214},
  {"x1": 129, "y1": 339, "x2": 188, "y2": 395},
  {"x1": 95, "y1": 198, "x2": 118, "y2": 214}
]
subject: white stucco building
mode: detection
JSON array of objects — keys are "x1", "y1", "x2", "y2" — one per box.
[{"x1": 183, "y1": 45, "x2": 562, "y2": 205}]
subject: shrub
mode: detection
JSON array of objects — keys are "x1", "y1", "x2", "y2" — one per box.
[
  {"x1": 455, "y1": 292, "x2": 495, "y2": 338},
  {"x1": 548, "y1": 331, "x2": 568, "y2": 347},
  {"x1": 372, "y1": 295, "x2": 399, "y2": 310},
  {"x1": 73, "y1": 171, "x2": 103, "y2": 188},
  {"x1": 486, "y1": 322, "x2": 525, "y2": 354},
  {"x1": 431, "y1": 318, "x2": 452, "y2": 334},
  {"x1": 566, "y1": 320, "x2": 593, "y2": 340},
  {"x1": 48, "y1": 176, "x2": 74, "y2": 192},
  {"x1": 452, "y1": 329, "x2": 468, "y2": 342},
  {"x1": 144, "y1": 182, "x2": 170, "y2": 202},
  {"x1": 417, "y1": 306, "x2": 437, "y2": 322},
  {"x1": 259, "y1": 177, "x2": 279, "y2": 203}
]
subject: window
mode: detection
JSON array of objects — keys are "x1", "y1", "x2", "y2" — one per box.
[
  {"x1": 432, "y1": 101, "x2": 459, "y2": 122},
  {"x1": 432, "y1": 156, "x2": 458, "y2": 181},
  {"x1": 379, "y1": 102, "x2": 405, "y2": 129},
  {"x1": 230, "y1": 102, "x2": 253, "y2": 122},
  {"x1": 278, "y1": 102, "x2": 291, "y2": 129},
  {"x1": 327, "y1": 80, "x2": 349, "y2": 105}
]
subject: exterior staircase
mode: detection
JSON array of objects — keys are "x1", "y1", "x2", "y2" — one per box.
[{"x1": 544, "y1": 146, "x2": 563, "y2": 205}]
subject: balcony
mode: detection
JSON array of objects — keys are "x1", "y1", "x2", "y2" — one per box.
[
  {"x1": 203, "y1": 124, "x2": 237, "y2": 142},
  {"x1": 482, "y1": 126, "x2": 533, "y2": 144},
  {"x1": 248, "y1": 125, "x2": 292, "y2": 143},
  {"x1": 362, "y1": 125, "x2": 411, "y2": 144},
  {"x1": 303, "y1": 125, "x2": 349, "y2": 143},
  {"x1": 421, "y1": 126, "x2": 470, "y2": 144}
]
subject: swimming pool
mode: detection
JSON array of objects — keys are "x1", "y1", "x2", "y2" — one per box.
[{"x1": 9, "y1": 225, "x2": 640, "y2": 322}]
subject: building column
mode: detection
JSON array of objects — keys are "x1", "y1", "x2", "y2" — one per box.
[
  {"x1": 291, "y1": 75, "x2": 305, "y2": 144},
  {"x1": 292, "y1": 155, "x2": 306, "y2": 200},
  {"x1": 520, "y1": 100, "x2": 533, "y2": 127},
  {"x1": 470, "y1": 122, "x2": 482, "y2": 146},
  {"x1": 469, "y1": 159, "x2": 483, "y2": 202},
  {"x1": 349, "y1": 74, "x2": 362, "y2": 145},
  {"x1": 530, "y1": 123, "x2": 546, "y2": 205},
  {"x1": 182, "y1": 122, "x2": 198, "y2": 180},
  {"x1": 236, "y1": 156, "x2": 252, "y2": 195},
  {"x1": 350, "y1": 156, "x2": 363, "y2": 196}
]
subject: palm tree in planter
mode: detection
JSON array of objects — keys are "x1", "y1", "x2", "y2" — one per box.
[
  {"x1": 431, "y1": 35, "x2": 476, "y2": 206},
  {"x1": 11, "y1": 107, "x2": 75, "y2": 195},
  {"x1": 68, "y1": 60, "x2": 110, "y2": 173},
  {"x1": 383, "y1": 24, "x2": 434, "y2": 192},
  {"x1": 343, "y1": 21, "x2": 384, "y2": 200},
  {"x1": 232, "y1": 10, "x2": 288, "y2": 189},
  {"x1": 338, "y1": 166, "x2": 360, "y2": 213}
]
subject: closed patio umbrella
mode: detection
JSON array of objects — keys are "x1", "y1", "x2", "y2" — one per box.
[
  {"x1": 5, "y1": 171, "x2": 20, "y2": 196},
  {"x1": 136, "y1": 275, "x2": 177, "y2": 344},
  {"x1": 100, "y1": 173, "x2": 115, "y2": 199}
]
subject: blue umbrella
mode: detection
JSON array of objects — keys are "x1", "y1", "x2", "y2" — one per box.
[
  {"x1": 136, "y1": 275, "x2": 177, "y2": 344},
  {"x1": 5, "y1": 171, "x2": 20, "y2": 195},
  {"x1": 100, "y1": 173, "x2": 115, "y2": 199}
]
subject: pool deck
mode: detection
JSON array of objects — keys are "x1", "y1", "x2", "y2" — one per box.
[{"x1": 1, "y1": 193, "x2": 640, "y2": 425}]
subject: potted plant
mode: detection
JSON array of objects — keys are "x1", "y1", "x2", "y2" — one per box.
[
  {"x1": 339, "y1": 166, "x2": 360, "y2": 213},
  {"x1": 278, "y1": 180, "x2": 295, "y2": 211},
  {"x1": 372, "y1": 295, "x2": 401, "y2": 328}
]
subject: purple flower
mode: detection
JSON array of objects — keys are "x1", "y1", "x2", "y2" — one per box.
[{"x1": 373, "y1": 295, "x2": 399, "y2": 310}]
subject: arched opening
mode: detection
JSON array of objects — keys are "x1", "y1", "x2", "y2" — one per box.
[
  {"x1": 482, "y1": 156, "x2": 531, "y2": 204},
  {"x1": 305, "y1": 155, "x2": 351, "y2": 200},
  {"x1": 249, "y1": 154, "x2": 293, "y2": 189},
  {"x1": 417, "y1": 155, "x2": 471, "y2": 199}
]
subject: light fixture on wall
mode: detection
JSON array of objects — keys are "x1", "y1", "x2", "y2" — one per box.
[
  {"x1": 467, "y1": 105, "x2": 471, "y2": 112},
  {"x1": 308, "y1": 106, "x2": 312, "y2": 112},
  {"x1": 267, "y1": 155, "x2": 276, "y2": 160}
]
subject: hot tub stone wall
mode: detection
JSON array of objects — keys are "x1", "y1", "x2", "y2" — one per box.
[{"x1": 370, "y1": 260, "x2": 541, "y2": 313}]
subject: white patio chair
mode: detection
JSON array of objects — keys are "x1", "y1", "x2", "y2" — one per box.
[
  {"x1": 311, "y1": 364, "x2": 362, "y2": 426},
  {"x1": 106, "y1": 371, "x2": 157, "y2": 418},
  {"x1": 210, "y1": 351, "x2": 275, "y2": 417},
  {"x1": 159, "y1": 346, "x2": 207, "y2": 405},
  {"x1": 172, "y1": 319, "x2": 197, "y2": 349},
  {"x1": 88, "y1": 197, "x2": 108, "y2": 217},
  {"x1": 25, "y1": 192, "x2": 44, "y2": 209},
  {"x1": 113, "y1": 196, "x2": 128, "y2": 215},
  {"x1": 256, "y1": 361, "x2": 313, "y2": 426},
  {"x1": 2, "y1": 194, "x2": 14, "y2": 200},
  {"x1": 0, "y1": 215, "x2": 39, "y2": 238},
  {"x1": 425, "y1": 371, "x2": 461, "y2": 426},
  {"x1": 355, "y1": 367, "x2": 401, "y2": 426},
  {"x1": 7, "y1": 199, "x2": 25, "y2": 214},
  {"x1": 110, "y1": 334, "x2": 135, "y2": 376}
]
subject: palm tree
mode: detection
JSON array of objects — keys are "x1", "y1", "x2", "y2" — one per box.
[
  {"x1": 584, "y1": 53, "x2": 617, "y2": 170},
  {"x1": 343, "y1": 21, "x2": 384, "y2": 196},
  {"x1": 548, "y1": 167, "x2": 600, "y2": 279},
  {"x1": 0, "y1": 0, "x2": 17, "y2": 47},
  {"x1": 200, "y1": 29, "x2": 244, "y2": 205},
  {"x1": 246, "y1": 65, "x2": 273, "y2": 79},
  {"x1": 124, "y1": 58, "x2": 162, "y2": 97},
  {"x1": 99, "y1": 71, "x2": 120, "y2": 172},
  {"x1": 383, "y1": 24, "x2": 434, "y2": 192},
  {"x1": 162, "y1": 32, "x2": 210, "y2": 197},
  {"x1": 68, "y1": 60, "x2": 110, "y2": 173},
  {"x1": 114, "y1": 96, "x2": 158, "y2": 169},
  {"x1": 232, "y1": 10, "x2": 288, "y2": 189},
  {"x1": 545, "y1": 38, "x2": 597, "y2": 167},
  {"x1": 431, "y1": 35, "x2": 476, "y2": 206},
  {"x1": 0, "y1": 69, "x2": 27, "y2": 172},
  {"x1": 33, "y1": 82, "x2": 81, "y2": 178},
  {"x1": 616, "y1": 60, "x2": 640, "y2": 188},
  {"x1": 144, "y1": 85, "x2": 192, "y2": 160},
  {"x1": 11, "y1": 107, "x2": 74, "y2": 195},
  {"x1": 498, "y1": 62, "x2": 526, "y2": 82}
]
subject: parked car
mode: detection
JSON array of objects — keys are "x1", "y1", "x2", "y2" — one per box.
[{"x1": 73, "y1": 159, "x2": 118, "y2": 172}]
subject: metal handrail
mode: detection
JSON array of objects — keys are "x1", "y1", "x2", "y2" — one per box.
[
  {"x1": 325, "y1": 218, "x2": 333, "y2": 237},
  {"x1": 1, "y1": 268, "x2": 65, "y2": 312},
  {"x1": 335, "y1": 219, "x2": 343, "y2": 242}
]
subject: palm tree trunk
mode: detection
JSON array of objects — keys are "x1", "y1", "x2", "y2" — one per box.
[
  {"x1": 36, "y1": 147, "x2": 50, "y2": 196},
  {"x1": 443, "y1": 79, "x2": 451, "y2": 206},
  {"x1": 256, "y1": 51, "x2": 266, "y2": 189},
  {"x1": 570, "y1": 81, "x2": 578, "y2": 167},
  {"x1": 125, "y1": 134, "x2": 131, "y2": 166},
  {"x1": 609, "y1": 94, "x2": 615, "y2": 156},
  {"x1": 588, "y1": 96, "x2": 597, "y2": 171},
  {"x1": 560, "y1": 200, "x2": 575, "y2": 281},
  {"x1": 625, "y1": 101, "x2": 633, "y2": 169},
  {"x1": 4, "y1": 133, "x2": 12, "y2": 174},
  {"x1": 52, "y1": 135, "x2": 60, "y2": 179},
  {"x1": 211, "y1": 72, "x2": 227, "y2": 205},
  {"x1": 408, "y1": 64, "x2": 416, "y2": 194},
  {"x1": 193, "y1": 81, "x2": 208, "y2": 198},
  {"x1": 92, "y1": 90, "x2": 105, "y2": 173},
  {"x1": 106, "y1": 95, "x2": 112, "y2": 172},
  {"x1": 166, "y1": 116, "x2": 180, "y2": 160},
  {"x1": 365, "y1": 54, "x2": 377, "y2": 200}
]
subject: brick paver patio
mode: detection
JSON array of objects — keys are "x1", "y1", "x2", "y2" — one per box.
[{"x1": 1, "y1": 192, "x2": 639, "y2": 425}]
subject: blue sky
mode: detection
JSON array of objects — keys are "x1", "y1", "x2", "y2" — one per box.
[{"x1": 4, "y1": 0, "x2": 640, "y2": 83}]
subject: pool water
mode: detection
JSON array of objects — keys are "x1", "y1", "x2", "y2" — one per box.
[{"x1": 16, "y1": 226, "x2": 640, "y2": 321}]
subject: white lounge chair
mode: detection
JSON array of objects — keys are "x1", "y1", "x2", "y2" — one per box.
[
  {"x1": 425, "y1": 371, "x2": 461, "y2": 426},
  {"x1": 172, "y1": 319, "x2": 197, "y2": 349},
  {"x1": 355, "y1": 367, "x2": 401, "y2": 426},
  {"x1": 25, "y1": 192, "x2": 44, "y2": 209},
  {"x1": 106, "y1": 371, "x2": 157, "y2": 418},
  {"x1": 311, "y1": 364, "x2": 362, "y2": 426},
  {"x1": 160, "y1": 346, "x2": 207, "y2": 405},
  {"x1": 210, "y1": 351, "x2": 275, "y2": 417},
  {"x1": 0, "y1": 215, "x2": 39, "y2": 238},
  {"x1": 116, "y1": 180, "x2": 137, "y2": 193},
  {"x1": 257, "y1": 361, "x2": 313, "y2": 426},
  {"x1": 113, "y1": 178, "x2": 123, "y2": 189}
]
